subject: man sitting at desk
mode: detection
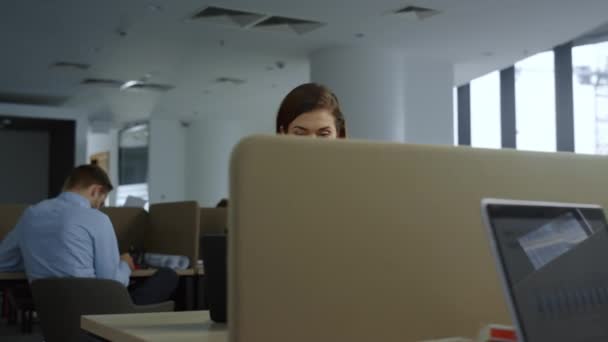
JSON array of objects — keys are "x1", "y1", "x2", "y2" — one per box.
[{"x1": 0, "y1": 165, "x2": 177, "y2": 305}]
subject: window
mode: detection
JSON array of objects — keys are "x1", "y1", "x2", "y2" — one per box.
[
  {"x1": 470, "y1": 71, "x2": 501, "y2": 148},
  {"x1": 573, "y1": 42, "x2": 608, "y2": 155},
  {"x1": 515, "y1": 51, "x2": 557, "y2": 152},
  {"x1": 117, "y1": 123, "x2": 149, "y2": 207}
]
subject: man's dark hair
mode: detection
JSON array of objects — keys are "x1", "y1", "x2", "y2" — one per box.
[
  {"x1": 63, "y1": 164, "x2": 114, "y2": 192},
  {"x1": 216, "y1": 198, "x2": 228, "y2": 208}
]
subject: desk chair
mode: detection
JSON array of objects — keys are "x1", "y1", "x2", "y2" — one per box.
[{"x1": 31, "y1": 278, "x2": 174, "y2": 342}]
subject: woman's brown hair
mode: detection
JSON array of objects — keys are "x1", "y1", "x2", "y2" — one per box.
[{"x1": 276, "y1": 83, "x2": 346, "y2": 138}]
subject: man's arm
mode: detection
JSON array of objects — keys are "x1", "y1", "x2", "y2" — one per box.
[
  {"x1": 0, "y1": 221, "x2": 24, "y2": 272},
  {"x1": 93, "y1": 215, "x2": 132, "y2": 286}
]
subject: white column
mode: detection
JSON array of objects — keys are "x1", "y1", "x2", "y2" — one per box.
[
  {"x1": 403, "y1": 57, "x2": 454, "y2": 145},
  {"x1": 310, "y1": 48, "x2": 455, "y2": 144},
  {"x1": 310, "y1": 48, "x2": 406, "y2": 142},
  {"x1": 149, "y1": 119, "x2": 187, "y2": 204},
  {"x1": 149, "y1": 118, "x2": 272, "y2": 206},
  {"x1": 185, "y1": 118, "x2": 272, "y2": 207}
]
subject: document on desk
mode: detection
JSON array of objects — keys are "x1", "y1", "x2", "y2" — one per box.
[{"x1": 123, "y1": 196, "x2": 147, "y2": 208}]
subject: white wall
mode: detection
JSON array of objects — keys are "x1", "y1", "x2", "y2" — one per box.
[
  {"x1": 0, "y1": 103, "x2": 87, "y2": 165},
  {"x1": 148, "y1": 119, "x2": 187, "y2": 203},
  {"x1": 86, "y1": 131, "x2": 113, "y2": 158},
  {"x1": 186, "y1": 118, "x2": 272, "y2": 207},
  {"x1": 403, "y1": 58, "x2": 455, "y2": 145},
  {"x1": 86, "y1": 128, "x2": 120, "y2": 205}
]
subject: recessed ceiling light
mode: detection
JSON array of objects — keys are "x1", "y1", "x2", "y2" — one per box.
[{"x1": 120, "y1": 80, "x2": 140, "y2": 90}]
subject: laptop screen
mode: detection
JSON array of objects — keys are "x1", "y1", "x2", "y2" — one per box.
[{"x1": 486, "y1": 202, "x2": 608, "y2": 342}]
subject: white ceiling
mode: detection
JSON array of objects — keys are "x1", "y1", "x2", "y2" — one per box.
[{"x1": 1, "y1": 0, "x2": 608, "y2": 125}]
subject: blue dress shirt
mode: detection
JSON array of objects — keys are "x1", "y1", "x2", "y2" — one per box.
[{"x1": 0, "y1": 192, "x2": 131, "y2": 286}]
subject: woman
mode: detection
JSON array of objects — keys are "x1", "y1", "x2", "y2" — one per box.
[{"x1": 276, "y1": 83, "x2": 346, "y2": 139}]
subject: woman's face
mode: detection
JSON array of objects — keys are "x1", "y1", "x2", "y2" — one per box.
[{"x1": 284, "y1": 109, "x2": 338, "y2": 138}]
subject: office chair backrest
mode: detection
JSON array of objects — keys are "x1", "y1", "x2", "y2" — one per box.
[
  {"x1": 31, "y1": 278, "x2": 137, "y2": 342},
  {"x1": 229, "y1": 136, "x2": 608, "y2": 342}
]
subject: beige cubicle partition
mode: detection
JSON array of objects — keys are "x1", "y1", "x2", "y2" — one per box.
[
  {"x1": 147, "y1": 201, "x2": 201, "y2": 267},
  {"x1": 229, "y1": 136, "x2": 608, "y2": 342},
  {"x1": 200, "y1": 208, "x2": 227, "y2": 235},
  {"x1": 0, "y1": 204, "x2": 27, "y2": 240},
  {"x1": 101, "y1": 207, "x2": 149, "y2": 254}
]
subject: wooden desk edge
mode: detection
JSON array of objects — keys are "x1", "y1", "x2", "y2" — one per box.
[
  {"x1": 0, "y1": 267, "x2": 202, "y2": 281},
  {"x1": 81, "y1": 315, "x2": 140, "y2": 342}
]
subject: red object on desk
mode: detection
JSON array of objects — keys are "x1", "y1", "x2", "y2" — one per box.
[{"x1": 486, "y1": 325, "x2": 517, "y2": 341}]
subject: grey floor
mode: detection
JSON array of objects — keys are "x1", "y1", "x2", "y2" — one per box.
[{"x1": 0, "y1": 319, "x2": 42, "y2": 342}]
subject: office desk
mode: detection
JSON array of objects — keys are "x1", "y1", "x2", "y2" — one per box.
[
  {"x1": 0, "y1": 272, "x2": 25, "y2": 281},
  {"x1": 133, "y1": 268, "x2": 199, "y2": 277},
  {"x1": 0, "y1": 268, "x2": 200, "y2": 280},
  {"x1": 81, "y1": 310, "x2": 226, "y2": 342}
]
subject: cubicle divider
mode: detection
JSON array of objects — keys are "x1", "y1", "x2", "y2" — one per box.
[
  {"x1": 228, "y1": 136, "x2": 608, "y2": 341},
  {"x1": 200, "y1": 208, "x2": 227, "y2": 235},
  {"x1": 147, "y1": 201, "x2": 201, "y2": 268},
  {"x1": 100, "y1": 207, "x2": 148, "y2": 254},
  {"x1": 0, "y1": 204, "x2": 27, "y2": 240}
]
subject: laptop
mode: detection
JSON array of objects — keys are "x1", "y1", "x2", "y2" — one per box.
[{"x1": 482, "y1": 199, "x2": 608, "y2": 342}]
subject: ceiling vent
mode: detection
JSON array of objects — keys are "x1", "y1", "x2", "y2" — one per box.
[
  {"x1": 253, "y1": 16, "x2": 325, "y2": 35},
  {"x1": 81, "y1": 78, "x2": 174, "y2": 92},
  {"x1": 50, "y1": 61, "x2": 91, "y2": 71},
  {"x1": 215, "y1": 77, "x2": 246, "y2": 85},
  {"x1": 393, "y1": 5, "x2": 441, "y2": 20},
  {"x1": 190, "y1": 6, "x2": 325, "y2": 35},
  {"x1": 191, "y1": 6, "x2": 266, "y2": 28},
  {"x1": 0, "y1": 92, "x2": 68, "y2": 106}
]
